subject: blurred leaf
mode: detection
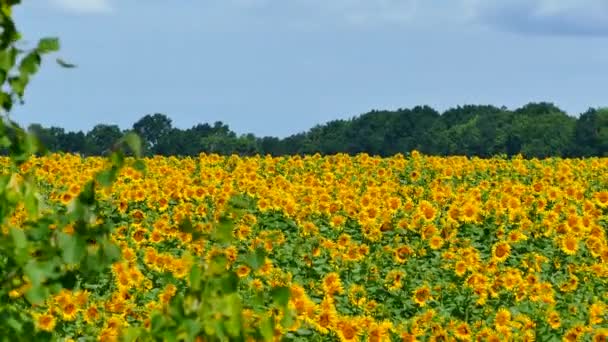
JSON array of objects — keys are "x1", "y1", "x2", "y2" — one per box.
[
  {"x1": 246, "y1": 247, "x2": 266, "y2": 271},
  {"x1": 10, "y1": 227, "x2": 27, "y2": 249},
  {"x1": 8, "y1": 74, "x2": 28, "y2": 97},
  {"x1": 0, "y1": 47, "x2": 17, "y2": 71},
  {"x1": 56, "y1": 57, "x2": 76, "y2": 68},
  {"x1": 259, "y1": 315, "x2": 274, "y2": 342},
  {"x1": 37, "y1": 38, "x2": 60, "y2": 53},
  {"x1": 24, "y1": 262, "x2": 45, "y2": 286},
  {"x1": 58, "y1": 233, "x2": 86, "y2": 264},
  {"x1": 215, "y1": 216, "x2": 234, "y2": 243},
  {"x1": 18, "y1": 51, "x2": 40, "y2": 75},
  {"x1": 221, "y1": 272, "x2": 239, "y2": 294},
  {"x1": 189, "y1": 265, "x2": 202, "y2": 291},
  {"x1": 296, "y1": 329, "x2": 313, "y2": 336},
  {"x1": 122, "y1": 132, "x2": 142, "y2": 157},
  {"x1": 179, "y1": 218, "x2": 194, "y2": 233},
  {"x1": 96, "y1": 169, "x2": 116, "y2": 187},
  {"x1": 209, "y1": 255, "x2": 228, "y2": 275},
  {"x1": 271, "y1": 286, "x2": 290, "y2": 308},
  {"x1": 25, "y1": 284, "x2": 49, "y2": 305},
  {"x1": 133, "y1": 159, "x2": 147, "y2": 174},
  {"x1": 151, "y1": 312, "x2": 166, "y2": 334},
  {"x1": 59, "y1": 271, "x2": 78, "y2": 289},
  {"x1": 110, "y1": 151, "x2": 125, "y2": 168},
  {"x1": 6, "y1": 318, "x2": 22, "y2": 334},
  {"x1": 77, "y1": 181, "x2": 95, "y2": 206}
]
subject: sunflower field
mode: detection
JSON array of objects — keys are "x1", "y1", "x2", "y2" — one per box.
[{"x1": 1, "y1": 150, "x2": 607, "y2": 341}]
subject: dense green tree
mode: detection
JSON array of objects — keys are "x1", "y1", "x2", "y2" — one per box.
[
  {"x1": 132, "y1": 113, "x2": 173, "y2": 155},
  {"x1": 16, "y1": 102, "x2": 608, "y2": 158},
  {"x1": 574, "y1": 108, "x2": 608, "y2": 156},
  {"x1": 84, "y1": 124, "x2": 123, "y2": 156},
  {"x1": 511, "y1": 102, "x2": 576, "y2": 158}
]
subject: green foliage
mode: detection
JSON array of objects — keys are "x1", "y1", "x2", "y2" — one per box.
[
  {"x1": 22, "y1": 103, "x2": 608, "y2": 158},
  {"x1": 0, "y1": 3, "x2": 143, "y2": 339},
  {"x1": 123, "y1": 196, "x2": 290, "y2": 342}
]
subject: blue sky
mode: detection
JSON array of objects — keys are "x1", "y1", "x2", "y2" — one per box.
[{"x1": 11, "y1": 0, "x2": 608, "y2": 137}]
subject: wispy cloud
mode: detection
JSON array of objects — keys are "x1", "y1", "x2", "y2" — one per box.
[
  {"x1": 313, "y1": 0, "x2": 420, "y2": 26},
  {"x1": 466, "y1": 0, "x2": 608, "y2": 36},
  {"x1": 50, "y1": 0, "x2": 112, "y2": 14}
]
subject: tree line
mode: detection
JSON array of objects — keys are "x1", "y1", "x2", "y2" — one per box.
[{"x1": 23, "y1": 102, "x2": 608, "y2": 158}]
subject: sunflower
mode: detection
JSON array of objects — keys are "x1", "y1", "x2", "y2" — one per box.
[
  {"x1": 84, "y1": 305, "x2": 100, "y2": 324},
  {"x1": 367, "y1": 321, "x2": 392, "y2": 342},
  {"x1": 61, "y1": 301, "x2": 79, "y2": 321},
  {"x1": 594, "y1": 191, "x2": 608, "y2": 208},
  {"x1": 593, "y1": 329, "x2": 608, "y2": 342},
  {"x1": 131, "y1": 227, "x2": 148, "y2": 244},
  {"x1": 412, "y1": 285, "x2": 432, "y2": 307},
  {"x1": 454, "y1": 261, "x2": 468, "y2": 277},
  {"x1": 336, "y1": 318, "x2": 361, "y2": 342},
  {"x1": 561, "y1": 235, "x2": 579, "y2": 255},
  {"x1": 394, "y1": 245, "x2": 413, "y2": 264},
  {"x1": 315, "y1": 307, "x2": 337, "y2": 334},
  {"x1": 453, "y1": 322, "x2": 472, "y2": 340},
  {"x1": 418, "y1": 200, "x2": 437, "y2": 222},
  {"x1": 428, "y1": 235, "x2": 444, "y2": 250},
  {"x1": 545, "y1": 310, "x2": 560, "y2": 329},
  {"x1": 322, "y1": 272, "x2": 344, "y2": 296},
  {"x1": 59, "y1": 192, "x2": 74, "y2": 205},
  {"x1": 236, "y1": 265, "x2": 251, "y2": 278},
  {"x1": 590, "y1": 303, "x2": 605, "y2": 325},
  {"x1": 494, "y1": 308, "x2": 511, "y2": 328},
  {"x1": 33, "y1": 312, "x2": 56, "y2": 332},
  {"x1": 492, "y1": 241, "x2": 511, "y2": 262},
  {"x1": 460, "y1": 202, "x2": 480, "y2": 223},
  {"x1": 348, "y1": 284, "x2": 367, "y2": 307}
]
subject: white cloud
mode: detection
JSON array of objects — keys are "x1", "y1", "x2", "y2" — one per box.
[
  {"x1": 465, "y1": 0, "x2": 608, "y2": 36},
  {"x1": 318, "y1": 0, "x2": 419, "y2": 25},
  {"x1": 51, "y1": 0, "x2": 112, "y2": 14}
]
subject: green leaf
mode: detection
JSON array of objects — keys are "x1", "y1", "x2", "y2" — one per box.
[
  {"x1": 25, "y1": 284, "x2": 49, "y2": 305},
  {"x1": 221, "y1": 272, "x2": 239, "y2": 294},
  {"x1": 178, "y1": 218, "x2": 194, "y2": 233},
  {"x1": 96, "y1": 169, "x2": 117, "y2": 187},
  {"x1": 23, "y1": 188, "x2": 39, "y2": 217},
  {"x1": 0, "y1": 47, "x2": 17, "y2": 71},
  {"x1": 37, "y1": 38, "x2": 60, "y2": 54},
  {"x1": 56, "y1": 57, "x2": 77, "y2": 68},
  {"x1": 24, "y1": 262, "x2": 46, "y2": 286},
  {"x1": 133, "y1": 159, "x2": 147, "y2": 174},
  {"x1": 6, "y1": 318, "x2": 23, "y2": 333},
  {"x1": 10, "y1": 227, "x2": 27, "y2": 249},
  {"x1": 77, "y1": 181, "x2": 95, "y2": 206},
  {"x1": 181, "y1": 319, "x2": 202, "y2": 341},
  {"x1": 122, "y1": 132, "x2": 142, "y2": 157},
  {"x1": 59, "y1": 271, "x2": 78, "y2": 290},
  {"x1": 215, "y1": 216, "x2": 234, "y2": 243},
  {"x1": 8, "y1": 74, "x2": 28, "y2": 97},
  {"x1": 259, "y1": 315, "x2": 274, "y2": 342},
  {"x1": 150, "y1": 312, "x2": 166, "y2": 334},
  {"x1": 271, "y1": 286, "x2": 290, "y2": 308},
  {"x1": 281, "y1": 309, "x2": 295, "y2": 330},
  {"x1": 18, "y1": 51, "x2": 40, "y2": 76},
  {"x1": 209, "y1": 254, "x2": 228, "y2": 275},
  {"x1": 246, "y1": 247, "x2": 266, "y2": 271},
  {"x1": 58, "y1": 233, "x2": 86, "y2": 264},
  {"x1": 102, "y1": 241, "x2": 122, "y2": 262},
  {"x1": 189, "y1": 265, "x2": 202, "y2": 291},
  {"x1": 296, "y1": 328, "x2": 313, "y2": 336},
  {"x1": 110, "y1": 151, "x2": 125, "y2": 168},
  {"x1": 121, "y1": 327, "x2": 145, "y2": 342}
]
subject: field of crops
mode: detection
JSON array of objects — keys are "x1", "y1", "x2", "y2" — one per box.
[{"x1": 7, "y1": 152, "x2": 608, "y2": 341}]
